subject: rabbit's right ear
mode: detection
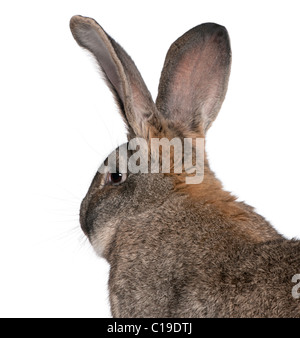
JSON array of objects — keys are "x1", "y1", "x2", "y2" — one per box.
[
  {"x1": 70, "y1": 16, "x2": 158, "y2": 139},
  {"x1": 156, "y1": 23, "x2": 231, "y2": 136}
]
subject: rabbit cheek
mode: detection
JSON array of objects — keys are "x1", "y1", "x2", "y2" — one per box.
[
  {"x1": 90, "y1": 221, "x2": 117, "y2": 258},
  {"x1": 81, "y1": 198, "x2": 118, "y2": 258}
]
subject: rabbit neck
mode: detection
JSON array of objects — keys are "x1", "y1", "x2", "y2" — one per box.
[{"x1": 174, "y1": 155, "x2": 282, "y2": 243}]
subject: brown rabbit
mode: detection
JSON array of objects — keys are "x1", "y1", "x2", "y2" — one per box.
[{"x1": 70, "y1": 15, "x2": 300, "y2": 317}]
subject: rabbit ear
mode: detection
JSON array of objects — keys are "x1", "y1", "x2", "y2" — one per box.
[
  {"x1": 156, "y1": 23, "x2": 231, "y2": 136},
  {"x1": 70, "y1": 15, "x2": 158, "y2": 139}
]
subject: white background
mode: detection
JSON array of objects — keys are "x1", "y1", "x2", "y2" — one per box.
[{"x1": 1, "y1": 0, "x2": 300, "y2": 318}]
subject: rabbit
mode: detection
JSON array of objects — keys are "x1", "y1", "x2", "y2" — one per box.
[{"x1": 70, "y1": 15, "x2": 300, "y2": 317}]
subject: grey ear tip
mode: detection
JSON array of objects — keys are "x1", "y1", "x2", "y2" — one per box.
[
  {"x1": 181, "y1": 22, "x2": 230, "y2": 49},
  {"x1": 69, "y1": 15, "x2": 96, "y2": 32},
  {"x1": 70, "y1": 15, "x2": 82, "y2": 28},
  {"x1": 197, "y1": 22, "x2": 229, "y2": 36},
  {"x1": 70, "y1": 15, "x2": 84, "y2": 36},
  {"x1": 201, "y1": 22, "x2": 227, "y2": 29}
]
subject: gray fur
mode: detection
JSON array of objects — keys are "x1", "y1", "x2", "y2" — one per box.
[{"x1": 70, "y1": 15, "x2": 300, "y2": 317}]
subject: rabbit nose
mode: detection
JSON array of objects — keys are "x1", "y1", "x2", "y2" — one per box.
[
  {"x1": 80, "y1": 198, "x2": 90, "y2": 236},
  {"x1": 80, "y1": 210, "x2": 89, "y2": 236}
]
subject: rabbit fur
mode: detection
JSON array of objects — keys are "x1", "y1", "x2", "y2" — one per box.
[{"x1": 70, "y1": 15, "x2": 300, "y2": 317}]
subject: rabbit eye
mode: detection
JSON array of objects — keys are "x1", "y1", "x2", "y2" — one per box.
[{"x1": 107, "y1": 172, "x2": 127, "y2": 185}]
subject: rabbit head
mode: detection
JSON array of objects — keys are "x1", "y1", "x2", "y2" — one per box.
[
  {"x1": 70, "y1": 15, "x2": 233, "y2": 249},
  {"x1": 70, "y1": 16, "x2": 290, "y2": 317}
]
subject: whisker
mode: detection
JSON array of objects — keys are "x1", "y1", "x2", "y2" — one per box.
[
  {"x1": 96, "y1": 113, "x2": 119, "y2": 149},
  {"x1": 42, "y1": 195, "x2": 80, "y2": 204},
  {"x1": 77, "y1": 234, "x2": 90, "y2": 249},
  {"x1": 55, "y1": 185, "x2": 81, "y2": 200},
  {"x1": 47, "y1": 210, "x2": 79, "y2": 216},
  {"x1": 77, "y1": 128, "x2": 103, "y2": 156},
  {"x1": 51, "y1": 219, "x2": 79, "y2": 223}
]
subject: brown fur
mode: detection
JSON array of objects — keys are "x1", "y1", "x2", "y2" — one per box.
[{"x1": 70, "y1": 15, "x2": 300, "y2": 317}]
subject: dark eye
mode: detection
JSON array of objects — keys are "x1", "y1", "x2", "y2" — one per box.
[{"x1": 107, "y1": 172, "x2": 127, "y2": 185}]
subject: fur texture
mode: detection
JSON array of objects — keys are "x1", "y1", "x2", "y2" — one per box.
[{"x1": 70, "y1": 15, "x2": 300, "y2": 317}]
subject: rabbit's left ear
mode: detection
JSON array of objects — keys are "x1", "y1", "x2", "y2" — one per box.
[
  {"x1": 156, "y1": 23, "x2": 231, "y2": 136},
  {"x1": 70, "y1": 15, "x2": 158, "y2": 139}
]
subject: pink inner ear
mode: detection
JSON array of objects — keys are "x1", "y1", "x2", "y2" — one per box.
[
  {"x1": 156, "y1": 24, "x2": 231, "y2": 133},
  {"x1": 169, "y1": 35, "x2": 227, "y2": 129}
]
